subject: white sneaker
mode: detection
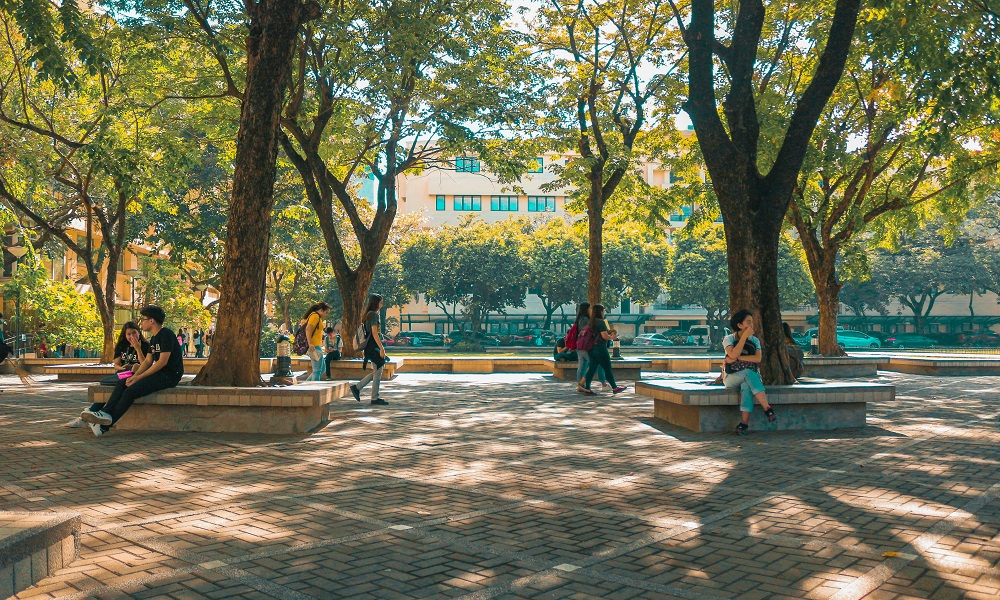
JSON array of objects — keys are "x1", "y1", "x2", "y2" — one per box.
[
  {"x1": 81, "y1": 410, "x2": 112, "y2": 426},
  {"x1": 65, "y1": 417, "x2": 86, "y2": 428},
  {"x1": 89, "y1": 423, "x2": 104, "y2": 438}
]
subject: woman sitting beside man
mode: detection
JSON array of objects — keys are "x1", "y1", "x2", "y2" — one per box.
[{"x1": 65, "y1": 321, "x2": 150, "y2": 428}]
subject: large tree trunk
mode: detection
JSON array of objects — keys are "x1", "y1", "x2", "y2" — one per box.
[
  {"x1": 586, "y1": 190, "x2": 603, "y2": 305},
  {"x1": 723, "y1": 211, "x2": 794, "y2": 385},
  {"x1": 194, "y1": 0, "x2": 318, "y2": 386},
  {"x1": 816, "y1": 282, "x2": 846, "y2": 357},
  {"x1": 337, "y1": 270, "x2": 372, "y2": 358}
]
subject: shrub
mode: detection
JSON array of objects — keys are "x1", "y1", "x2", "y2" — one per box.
[{"x1": 450, "y1": 340, "x2": 485, "y2": 353}]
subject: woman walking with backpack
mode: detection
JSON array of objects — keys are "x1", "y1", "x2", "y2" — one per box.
[
  {"x1": 580, "y1": 304, "x2": 627, "y2": 396},
  {"x1": 297, "y1": 302, "x2": 331, "y2": 381},
  {"x1": 568, "y1": 303, "x2": 606, "y2": 393},
  {"x1": 350, "y1": 294, "x2": 389, "y2": 405}
]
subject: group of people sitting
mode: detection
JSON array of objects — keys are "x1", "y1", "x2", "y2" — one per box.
[{"x1": 66, "y1": 305, "x2": 185, "y2": 437}]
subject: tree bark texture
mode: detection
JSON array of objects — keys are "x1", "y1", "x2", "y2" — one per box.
[
  {"x1": 193, "y1": 0, "x2": 319, "y2": 386},
  {"x1": 586, "y1": 190, "x2": 604, "y2": 306},
  {"x1": 792, "y1": 210, "x2": 847, "y2": 356},
  {"x1": 682, "y1": 0, "x2": 861, "y2": 383}
]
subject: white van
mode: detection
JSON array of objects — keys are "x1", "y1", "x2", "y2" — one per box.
[{"x1": 686, "y1": 325, "x2": 731, "y2": 345}]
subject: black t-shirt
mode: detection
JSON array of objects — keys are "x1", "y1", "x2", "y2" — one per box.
[
  {"x1": 364, "y1": 312, "x2": 380, "y2": 353},
  {"x1": 150, "y1": 327, "x2": 184, "y2": 379},
  {"x1": 115, "y1": 338, "x2": 151, "y2": 369}
]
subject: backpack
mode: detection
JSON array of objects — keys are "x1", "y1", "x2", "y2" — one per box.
[
  {"x1": 576, "y1": 325, "x2": 597, "y2": 352},
  {"x1": 565, "y1": 323, "x2": 579, "y2": 350},
  {"x1": 292, "y1": 316, "x2": 311, "y2": 355},
  {"x1": 355, "y1": 320, "x2": 371, "y2": 350}
]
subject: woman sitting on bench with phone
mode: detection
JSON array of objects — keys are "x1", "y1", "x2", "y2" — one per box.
[{"x1": 65, "y1": 322, "x2": 150, "y2": 428}]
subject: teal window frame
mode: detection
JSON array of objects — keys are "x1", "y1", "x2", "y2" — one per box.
[
  {"x1": 453, "y1": 195, "x2": 482, "y2": 211},
  {"x1": 456, "y1": 157, "x2": 481, "y2": 173},
  {"x1": 527, "y1": 196, "x2": 556, "y2": 212},
  {"x1": 491, "y1": 195, "x2": 518, "y2": 211},
  {"x1": 528, "y1": 157, "x2": 544, "y2": 173},
  {"x1": 435, "y1": 195, "x2": 446, "y2": 211}
]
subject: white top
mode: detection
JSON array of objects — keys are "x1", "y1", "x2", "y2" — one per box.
[{"x1": 723, "y1": 333, "x2": 762, "y2": 354}]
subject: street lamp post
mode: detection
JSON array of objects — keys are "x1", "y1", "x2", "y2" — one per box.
[
  {"x1": 7, "y1": 245, "x2": 28, "y2": 358},
  {"x1": 125, "y1": 268, "x2": 143, "y2": 321}
]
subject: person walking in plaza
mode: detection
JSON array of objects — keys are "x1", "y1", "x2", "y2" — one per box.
[
  {"x1": 80, "y1": 306, "x2": 184, "y2": 437},
  {"x1": 568, "y1": 302, "x2": 606, "y2": 392},
  {"x1": 581, "y1": 304, "x2": 627, "y2": 395},
  {"x1": 299, "y1": 302, "x2": 331, "y2": 381},
  {"x1": 350, "y1": 295, "x2": 389, "y2": 405},
  {"x1": 723, "y1": 309, "x2": 777, "y2": 436},
  {"x1": 193, "y1": 328, "x2": 205, "y2": 358}
]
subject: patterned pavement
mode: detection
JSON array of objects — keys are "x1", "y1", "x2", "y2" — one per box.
[{"x1": 1, "y1": 370, "x2": 999, "y2": 599}]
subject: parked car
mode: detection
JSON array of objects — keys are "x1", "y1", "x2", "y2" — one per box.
[
  {"x1": 445, "y1": 330, "x2": 501, "y2": 347},
  {"x1": 959, "y1": 331, "x2": 1000, "y2": 347},
  {"x1": 633, "y1": 333, "x2": 675, "y2": 347},
  {"x1": 884, "y1": 333, "x2": 938, "y2": 349},
  {"x1": 792, "y1": 333, "x2": 812, "y2": 351},
  {"x1": 511, "y1": 328, "x2": 556, "y2": 346},
  {"x1": 835, "y1": 329, "x2": 882, "y2": 349},
  {"x1": 658, "y1": 329, "x2": 690, "y2": 345},
  {"x1": 394, "y1": 331, "x2": 444, "y2": 347}
]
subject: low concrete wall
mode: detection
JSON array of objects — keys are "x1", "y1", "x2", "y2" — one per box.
[
  {"x1": 636, "y1": 379, "x2": 894, "y2": 433},
  {"x1": 0, "y1": 512, "x2": 80, "y2": 598},
  {"x1": 548, "y1": 358, "x2": 651, "y2": 381},
  {"x1": 883, "y1": 356, "x2": 1000, "y2": 375},
  {"x1": 88, "y1": 382, "x2": 350, "y2": 434},
  {"x1": 802, "y1": 356, "x2": 883, "y2": 378}
]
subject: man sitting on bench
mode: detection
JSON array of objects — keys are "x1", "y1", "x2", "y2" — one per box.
[{"x1": 81, "y1": 305, "x2": 184, "y2": 437}]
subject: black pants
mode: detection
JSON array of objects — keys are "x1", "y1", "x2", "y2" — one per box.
[
  {"x1": 585, "y1": 344, "x2": 617, "y2": 389},
  {"x1": 103, "y1": 372, "x2": 181, "y2": 427},
  {"x1": 195, "y1": 344, "x2": 204, "y2": 358},
  {"x1": 325, "y1": 351, "x2": 341, "y2": 377}
]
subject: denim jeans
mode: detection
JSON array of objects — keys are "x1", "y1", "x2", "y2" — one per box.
[
  {"x1": 307, "y1": 345, "x2": 324, "y2": 381},
  {"x1": 723, "y1": 369, "x2": 766, "y2": 412},
  {"x1": 357, "y1": 365, "x2": 384, "y2": 401},
  {"x1": 576, "y1": 350, "x2": 605, "y2": 384}
]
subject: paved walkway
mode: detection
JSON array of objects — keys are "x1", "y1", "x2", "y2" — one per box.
[{"x1": 1, "y1": 371, "x2": 999, "y2": 599}]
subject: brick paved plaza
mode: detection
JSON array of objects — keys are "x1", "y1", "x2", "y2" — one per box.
[{"x1": 1, "y1": 371, "x2": 999, "y2": 599}]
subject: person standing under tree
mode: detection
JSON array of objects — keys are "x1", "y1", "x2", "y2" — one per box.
[
  {"x1": 80, "y1": 305, "x2": 184, "y2": 437},
  {"x1": 350, "y1": 295, "x2": 389, "y2": 406}
]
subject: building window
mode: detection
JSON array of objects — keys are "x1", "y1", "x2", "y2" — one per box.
[
  {"x1": 491, "y1": 195, "x2": 518, "y2": 211},
  {"x1": 456, "y1": 157, "x2": 481, "y2": 173},
  {"x1": 453, "y1": 195, "x2": 482, "y2": 211},
  {"x1": 435, "y1": 195, "x2": 446, "y2": 211},
  {"x1": 527, "y1": 196, "x2": 556, "y2": 212},
  {"x1": 528, "y1": 157, "x2": 543, "y2": 173}
]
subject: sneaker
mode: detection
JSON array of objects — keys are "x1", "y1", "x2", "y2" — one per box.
[
  {"x1": 576, "y1": 385, "x2": 587, "y2": 394},
  {"x1": 764, "y1": 407, "x2": 777, "y2": 422},
  {"x1": 581, "y1": 389, "x2": 597, "y2": 396},
  {"x1": 370, "y1": 398, "x2": 389, "y2": 406},
  {"x1": 601, "y1": 382, "x2": 610, "y2": 390},
  {"x1": 736, "y1": 422, "x2": 749, "y2": 436},
  {"x1": 65, "y1": 417, "x2": 86, "y2": 428},
  {"x1": 89, "y1": 422, "x2": 104, "y2": 438},
  {"x1": 349, "y1": 385, "x2": 361, "y2": 402},
  {"x1": 81, "y1": 410, "x2": 112, "y2": 426},
  {"x1": 612, "y1": 386, "x2": 628, "y2": 394}
]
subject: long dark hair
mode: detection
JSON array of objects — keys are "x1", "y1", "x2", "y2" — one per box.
[
  {"x1": 782, "y1": 322, "x2": 795, "y2": 343},
  {"x1": 730, "y1": 309, "x2": 753, "y2": 333},
  {"x1": 574, "y1": 302, "x2": 591, "y2": 327},
  {"x1": 302, "y1": 302, "x2": 331, "y2": 321},
  {"x1": 590, "y1": 304, "x2": 606, "y2": 321},
  {"x1": 115, "y1": 322, "x2": 145, "y2": 351},
  {"x1": 363, "y1": 294, "x2": 383, "y2": 322}
]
